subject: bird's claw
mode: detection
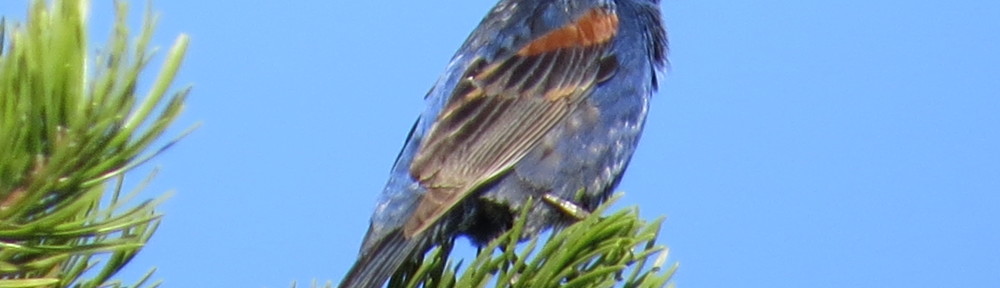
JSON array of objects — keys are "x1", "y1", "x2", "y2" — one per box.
[{"x1": 542, "y1": 193, "x2": 591, "y2": 220}]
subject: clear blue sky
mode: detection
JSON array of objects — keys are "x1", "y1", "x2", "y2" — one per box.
[{"x1": 3, "y1": 1, "x2": 998, "y2": 287}]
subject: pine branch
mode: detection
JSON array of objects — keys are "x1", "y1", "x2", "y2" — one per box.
[
  {"x1": 314, "y1": 196, "x2": 676, "y2": 288},
  {"x1": 401, "y1": 195, "x2": 676, "y2": 288},
  {"x1": 0, "y1": 0, "x2": 189, "y2": 287}
]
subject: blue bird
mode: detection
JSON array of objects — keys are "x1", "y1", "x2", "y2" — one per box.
[{"x1": 340, "y1": 0, "x2": 667, "y2": 287}]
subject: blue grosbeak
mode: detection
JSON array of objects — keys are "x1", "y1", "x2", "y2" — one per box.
[{"x1": 340, "y1": 0, "x2": 667, "y2": 287}]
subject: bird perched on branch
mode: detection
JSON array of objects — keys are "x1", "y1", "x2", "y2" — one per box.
[{"x1": 339, "y1": 0, "x2": 667, "y2": 287}]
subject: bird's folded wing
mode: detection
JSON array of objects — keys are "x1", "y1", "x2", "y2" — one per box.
[{"x1": 404, "y1": 7, "x2": 621, "y2": 237}]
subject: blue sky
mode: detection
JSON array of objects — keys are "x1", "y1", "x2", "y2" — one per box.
[{"x1": 3, "y1": 0, "x2": 998, "y2": 287}]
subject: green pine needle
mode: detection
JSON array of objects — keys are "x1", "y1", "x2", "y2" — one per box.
[
  {"x1": 0, "y1": 0, "x2": 189, "y2": 287},
  {"x1": 399, "y1": 195, "x2": 676, "y2": 288},
  {"x1": 312, "y1": 195, "x2": 676, "y2": 288}
]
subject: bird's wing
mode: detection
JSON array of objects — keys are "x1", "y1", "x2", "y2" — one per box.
[{"x1": 404, "y1": 7, "x2": 622, "y2": 237}]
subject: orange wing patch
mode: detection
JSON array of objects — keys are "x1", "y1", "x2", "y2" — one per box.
[{"x1": 517, "y1": 8, "x2": 619, "y2": 56}]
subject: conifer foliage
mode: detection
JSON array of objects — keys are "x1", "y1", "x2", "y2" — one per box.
[{"x1": 0, "y1": 0, "x2": 189, "y2": 287}]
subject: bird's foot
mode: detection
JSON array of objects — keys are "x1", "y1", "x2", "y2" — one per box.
[{"x1": 542, "y1": 193, "x2": 591, "y2": 220}]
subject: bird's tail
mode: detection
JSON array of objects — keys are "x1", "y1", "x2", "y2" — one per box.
[{"x1": 338, "y1": 229, "x2": 428, "y2": 288}]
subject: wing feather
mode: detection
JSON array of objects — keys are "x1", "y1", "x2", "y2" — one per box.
[{"x1": 404, "y1": 7, "x2": 621, "y2": 237}]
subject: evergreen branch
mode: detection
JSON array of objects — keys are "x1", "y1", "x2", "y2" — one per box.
[
  {"x1": 314, "y1": 196, "x2": 676, "y2": 288},
  {"x1": 0, "y1": 0, "x2": 189, "y2": 287}
]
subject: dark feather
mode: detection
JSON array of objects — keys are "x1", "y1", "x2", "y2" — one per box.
[
  {"x1": 338, "y1": 229, "x2": 429, "y2": 288},
  {"x1": 403, "y1": 6, "x2": 621, "y2": 237}
]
